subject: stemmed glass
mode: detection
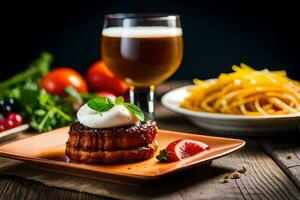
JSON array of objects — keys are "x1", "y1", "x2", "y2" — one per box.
[{"x1": 101, "y1": 13, "x2": 183, "y2": 120}]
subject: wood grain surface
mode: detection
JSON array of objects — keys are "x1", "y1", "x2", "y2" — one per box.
[
  {"x1": 259, "y1": 136, "x2": 300, "y2": 191},
  {"x1": 0, "y1": 175, "x2": 111, "y2": 200},
  {"x1": 0, "y1": 81, "x2": 300, "y2": 200}
]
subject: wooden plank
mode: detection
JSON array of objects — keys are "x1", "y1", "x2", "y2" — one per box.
[
  {"x1": 259, "y1": 135, "x2": 300, "y2": 191},
  {"x1": 0, "y1": 175, "x2": 110, "y2": 200}
]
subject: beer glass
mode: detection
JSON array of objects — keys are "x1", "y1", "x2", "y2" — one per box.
[{"x1": 101, "y1": 14, "x2": 183, "y2": 120}]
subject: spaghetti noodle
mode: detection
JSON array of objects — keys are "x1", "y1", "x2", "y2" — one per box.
[{"x1": 180, "y1": 64, "x2": 300, "y2": 116}]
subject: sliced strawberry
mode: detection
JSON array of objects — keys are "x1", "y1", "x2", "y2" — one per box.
[{"x1": 156, "y1": 139, "x2": 209, "y2": 162}]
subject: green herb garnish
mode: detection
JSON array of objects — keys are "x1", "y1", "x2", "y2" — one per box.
[
  {"x1": 0, "y1": 52, "x2": 76, "y2": 133},
  {"x1": 19, "y1": 82, "x2": 74, "y2": 132},
  {"x1": 156, "y1": 149, "x2": 169, "y2": 161},
  {"x1": 87, "y1": 96, "x2": 144, "y2": 121}
]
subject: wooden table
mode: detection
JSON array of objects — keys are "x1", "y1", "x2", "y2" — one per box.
[{"x1": 1, "y1": 81, "x2": 300, "y2": 200}]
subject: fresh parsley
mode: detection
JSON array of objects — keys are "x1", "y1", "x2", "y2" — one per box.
[
  {"x1": 87, "y1": 96, "x2": 145, "y2": 121},
  {"x1": 0, "y1": 52, "x2": 76, "y2": 133},
  {"x1": 19, "y1": 82, "x2": 74, "y2": 132}
]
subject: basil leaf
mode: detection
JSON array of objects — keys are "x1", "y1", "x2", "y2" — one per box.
[
  {"x1": 123, "y1": 103, "x2": 145, "y2": 121},
  {"x1": 107, "y1": 98, "x2": 115, "y2": 105},
  {"x1": 87, "y1": 97, "x2": 115, "y2": 112},
  {"x1": 115, "y1": 96, "x2": 124, "y2": 105},
  {"x1": 95, "y1": 104, "x2": 114, "y2": 112},
  {"x1": 87, "y1": 96, "x2": 144, "y2": 121}
]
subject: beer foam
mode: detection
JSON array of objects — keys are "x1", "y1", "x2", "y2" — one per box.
[{"x1": 102, "y1": 26, "x2": 182, "y2": 38}]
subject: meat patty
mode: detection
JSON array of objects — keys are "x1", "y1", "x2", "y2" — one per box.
[
  {"x1": 66, "y1": 121, "x2": 157, "y2": 151},
  {"x1": 66, "y1": 140, "x2": 158, "y2": 164}
]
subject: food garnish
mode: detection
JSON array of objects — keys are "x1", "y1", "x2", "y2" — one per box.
[
  {"x1": 222, "y1": 173, "x2": 230, "y2": 183},
  {"x1": 181, "y1": 63, "x2": 300, "y2": 116},
  {"x1": 0, "y1": 53, "x2": 81, "y2": 132},
  {"x1": 87, "y1": 96, "x2": 144, "y2": 121},
  {"x1": 287, "y1": 153, "x2": 292, "y2": 159},
  {"x1": 222, "y1": 166, "x2": 247, "y2": 183},
  {"x1": 222, "y1": 178, "x2": 229, "y2": 183},
  {"x1": 224, "y1": 173, "x2": 230, "y2": 179},
  {"x1": 231, "y1": 171, "x2": 241, "y2": 179},
  {"x1": 156, "y1": 139, "x2": 209, "y2": 162},
  {"x1": 237, "y1": 165, "x2": 247, "y2": 173}
]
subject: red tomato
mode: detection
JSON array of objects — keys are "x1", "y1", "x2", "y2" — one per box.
[
  {"x1": 40, "y1": 67, "x2": 88, "y2": 95},
  {"x1": 0, "y1": 124, "x2": 5, "y2": 132},
  {"x1": 97, "y1": 91, "x2": 117, "y2": 101},
  {"x1": 6, "y1": 113, "x2": 23, "y2": 127},
  {"x1": 86, "y1": 61, "x2": 128, "y2": 96},
  {"x1": 2, "y1": 113, "x2": 23, "y2": 130},
  {"x1": 2, "y1": 119, "x2": 14, "y2": 129}
]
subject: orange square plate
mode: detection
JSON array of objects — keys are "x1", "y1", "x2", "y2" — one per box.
[{"x1": 0, "y1": 127, "x2": 245, "y2": 185}]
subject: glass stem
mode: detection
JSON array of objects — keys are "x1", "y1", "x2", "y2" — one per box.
[{"x1": 129, "y1": 85, "x2": 155, "y2": 121}]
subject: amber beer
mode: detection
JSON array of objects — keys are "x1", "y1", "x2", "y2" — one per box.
[{"x1": 101, "y1": 27, "x2": 183, "y2": 87}]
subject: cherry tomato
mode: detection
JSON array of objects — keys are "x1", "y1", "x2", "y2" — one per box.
[
  {"x1": 2, "y1": 119, "x2": 14, "y2": 129},
  {"x1": 0, "y1": 124, "x2": 5, "y2": 132},
  {"x1": 40, "y1": 67, "x2": 88, "y2": 95},
  {"x1": 97, "y1": 91, "x2": 117, "y2": 101},
  {"x1": 6, "y1": 113, "x2": 23, "y2": 127},
  {"x1": 86, "y1": 61, "x2": 128, "y2": 96}
]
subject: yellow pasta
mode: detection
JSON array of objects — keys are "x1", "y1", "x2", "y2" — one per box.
[{"x1": 180, "y1": 64, "x2": 300, "y2": 116}]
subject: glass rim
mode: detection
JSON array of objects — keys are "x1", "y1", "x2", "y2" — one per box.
[{"x1": 104, "y1": 13, "x2": 180, "y2": 20}]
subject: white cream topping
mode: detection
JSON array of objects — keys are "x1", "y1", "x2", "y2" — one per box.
[{"x1": 77, "y1": 104, "x2": 139, "y2": 128}]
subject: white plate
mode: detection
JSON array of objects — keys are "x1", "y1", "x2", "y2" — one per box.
[
  {"x1": 161, "y1": 85, "x2": 300, "y2": 136},
  {"x1": 0, "y1": 124, "x2": 30, "y2": 142}
]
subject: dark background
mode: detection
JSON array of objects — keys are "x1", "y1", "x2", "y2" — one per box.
[{"x1": 1, "y1": 0, "x2": 300, "y2": 80}]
